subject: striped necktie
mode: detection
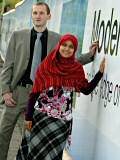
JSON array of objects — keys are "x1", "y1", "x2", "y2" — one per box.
[{"x1": 30, "y1": 32, "x2": 42, "y2": 81}]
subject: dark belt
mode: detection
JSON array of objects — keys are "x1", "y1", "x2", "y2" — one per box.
[{"x1": 18, "y1": 81, "x2": 33, "y2": 88}]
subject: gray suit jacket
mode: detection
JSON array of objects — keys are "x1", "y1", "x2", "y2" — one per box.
[
  {"x1": 0, "y1": 29, "x2": 60, "y2": 94},
  {"x1": 0, "y1": 29, "x2": 93, "y2": 94}
]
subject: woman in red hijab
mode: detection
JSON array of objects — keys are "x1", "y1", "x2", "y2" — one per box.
[{"x1": 16, "y1": 34, "x2": 105, "y2": 160}]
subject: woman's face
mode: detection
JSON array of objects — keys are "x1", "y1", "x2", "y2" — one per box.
[{"x1": 59, "y1": 40, "x2": 75, "y2": 58}]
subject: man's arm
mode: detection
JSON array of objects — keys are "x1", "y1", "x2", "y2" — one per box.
[
  {"x1": 0, "y1": 32, "x2": 15, "y2": 94},
  {"x1": 78, "y1": 41, "x2": 99, "y2": 65}
]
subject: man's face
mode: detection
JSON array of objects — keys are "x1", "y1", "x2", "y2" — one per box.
[{"x1": 32, "y1": 5, "x2": 51, "y2": 28}]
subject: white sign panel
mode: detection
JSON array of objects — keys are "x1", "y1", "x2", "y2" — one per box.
[{"x1": 71, "y1": 0, "x2": 120, "y2": 160}]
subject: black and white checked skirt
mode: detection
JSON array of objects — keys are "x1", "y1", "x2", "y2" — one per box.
[{"x1": 16, "y1": 110, "x2": 71, "y2": 160}]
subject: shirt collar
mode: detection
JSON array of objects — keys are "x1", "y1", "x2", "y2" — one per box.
[{"x1": 31, "y1": 27, "x2": 48, "y2": 38}]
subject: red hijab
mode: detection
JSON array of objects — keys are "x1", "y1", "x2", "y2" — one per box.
[{"x1": 32, "y1": 34, "x2": 88, "y2": 93}]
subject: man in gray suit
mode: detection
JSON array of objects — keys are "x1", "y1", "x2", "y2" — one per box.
[{"x1": 0, "y1": 2, "x2": 98, "y2": 160}]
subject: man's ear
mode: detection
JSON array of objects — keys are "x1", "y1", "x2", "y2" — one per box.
[{"x1": 47, "y1": 13, "x2": 51, "y2": 20}]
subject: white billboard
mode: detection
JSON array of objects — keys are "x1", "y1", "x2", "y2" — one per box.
[{"x1": 71, "y1": 0, "x2": 120, "y2": 159}]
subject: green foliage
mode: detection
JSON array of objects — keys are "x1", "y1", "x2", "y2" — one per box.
[
  {"x1": 0, "y1": 0, "x2": 22, "y2": 14},
  {"x1": 5, "y1": 0, "x2": 22, "y2": 7}
]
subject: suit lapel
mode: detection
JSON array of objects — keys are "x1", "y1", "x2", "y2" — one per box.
[
  {"x1": 47, "y1": 31, "x2": 52, "y2": 54},
  {"x1": 26, "y1": 29, "x2": 31, "y2": 59},
  {"x1": 47, "y1": 31, "x2": 56, "y2": 55}
]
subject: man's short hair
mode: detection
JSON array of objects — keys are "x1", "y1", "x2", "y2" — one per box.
[{"x1": 34, "y1": 2, "x2": 50, "y2": 14}]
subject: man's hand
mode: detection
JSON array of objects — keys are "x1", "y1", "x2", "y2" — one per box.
[
  {"x1": 3, "y1": 92, "x2": 16, "y2": 107},
  {"x1": 25, "y1": 120, "x2": 32, "y2": 131},
  {"x1": 89, "y1": 41, "x2": 99, "y2": 56}
]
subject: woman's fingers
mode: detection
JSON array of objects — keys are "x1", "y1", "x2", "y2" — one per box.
[
  {"x1": 25, "y1": 121, "x2": 32, "y2": 131},
  {"x1": 99, "y1": 57, "x2": 105, "y2": 73}
]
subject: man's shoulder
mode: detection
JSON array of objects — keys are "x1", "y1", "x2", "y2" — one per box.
[
  {"x1": 13, "y1": 29, "x2": 31, "y2": 35},
  {"x1": 48, "y1": 30, "x2": 61, "y2": 38}
]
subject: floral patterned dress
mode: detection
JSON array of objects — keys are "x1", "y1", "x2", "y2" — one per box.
[{"x1": 34, "y1": 87, "x2": 73, "y2": 122}]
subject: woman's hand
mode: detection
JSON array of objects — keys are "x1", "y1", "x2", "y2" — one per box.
[
  {"x1": 99, "y1": 57, "x2": 105, "y2": 73},
  {"x1": 25, "y1": 120, "x2": 32, "y2": 131}
]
